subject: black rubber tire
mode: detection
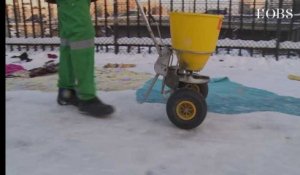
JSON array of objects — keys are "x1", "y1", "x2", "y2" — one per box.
[
  {"x1": 198, "y1": 83, "x2": 209, "y2": 98},
  {"x1": 179, "y1": 82, "x2": 209, "y2": 98},
  {"x1": 166, "y1": 88, "x2": 207, "y2": 129}
]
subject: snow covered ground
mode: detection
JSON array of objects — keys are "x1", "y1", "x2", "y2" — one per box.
[{"x1": 6, "y1": 50, "x2": 300, "y2": 175}]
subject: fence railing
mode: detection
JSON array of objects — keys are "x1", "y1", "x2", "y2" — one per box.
[{"x1": 5, "y1": 0, "x2": 300, "y2": 59}]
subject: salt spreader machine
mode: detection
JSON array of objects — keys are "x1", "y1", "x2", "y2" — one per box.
[{"x1": 135, "y1": 0, "x2": 223, "y2": 129}]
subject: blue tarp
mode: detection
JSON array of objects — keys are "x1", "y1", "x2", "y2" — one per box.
[{"x1": 136, "y1": 77, "x2": 300, "y2": 116}]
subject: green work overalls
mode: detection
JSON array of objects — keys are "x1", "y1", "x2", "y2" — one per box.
[{"x1": 57, "y1": 0, "x2": 96, "y2": 100}]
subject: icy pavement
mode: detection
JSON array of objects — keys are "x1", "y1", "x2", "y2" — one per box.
[{"x1": 6, "y1": 51, "x2": 300, "y2": 175}]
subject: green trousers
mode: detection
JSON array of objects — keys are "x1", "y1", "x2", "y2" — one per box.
[{"x1": 57, "y1": 0, "x2": 96, "y2": 100}]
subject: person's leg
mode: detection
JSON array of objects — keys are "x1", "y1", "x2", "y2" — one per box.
[
  {"x1": 56, "y1": 0, "x2": 114, "y2": 116},
  {"x1": 57, "y1": 40, "x2": 78, "y2": 106},
  {"x1": 57, "y1": 0, "x2": 94, "y2": 96},
  {"x1": 69, "y1": 38, "x2": 114, "y2": 117},
  {"x1": 58, "y1": 41, "x2": 75, "y2": 89},
  {"x1": 69, "y1": 39, "x2": 96, "y2": 101},
  {"x1": 55, "y1": 0, "x2": 77, "y2": 106}
]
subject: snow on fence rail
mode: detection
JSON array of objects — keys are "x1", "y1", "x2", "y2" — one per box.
[
  {"x1": 6, "y1": 37, "x2": 300, "y2": 50},
  {"x1": 6, "y1": 37, "x2": 114, "y2": 45}
]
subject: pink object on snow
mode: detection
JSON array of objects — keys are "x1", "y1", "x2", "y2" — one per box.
[{"x1": 6, "y1": 64, "x2": 26, "y2": 76}]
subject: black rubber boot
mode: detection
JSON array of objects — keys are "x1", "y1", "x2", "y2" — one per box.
[
  {"x1": 78, "y1": 97, "x2": 114, "y2": 117},
  {"x1": 57, "y1": 88, "x2": 79, "y2": 106}
]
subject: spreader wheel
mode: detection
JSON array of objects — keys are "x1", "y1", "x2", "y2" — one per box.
[{"x1": 166, "y1": 88, "x2": 207, "y2": 129}]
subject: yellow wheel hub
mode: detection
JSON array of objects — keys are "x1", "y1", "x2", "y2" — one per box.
[{"x1": 176, "y1": 100, "x2": 197, "y2": 120}]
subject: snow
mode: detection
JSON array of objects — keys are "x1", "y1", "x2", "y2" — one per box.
[
  {"x1": 217, "y1": 38, "x2": 276, "y2": 48},
  {"x1": 6, "y1": 51, "x2": 59, "y2": 70},
  {"x1": 6, "y1": 37, "x2": 115, "y2": 45},
  {"x1": 279, "y1": 41, "x2": 300, "y2": 49},
  {"x1": 6, "y1": 50, "x2": 300, "y2": 175}
]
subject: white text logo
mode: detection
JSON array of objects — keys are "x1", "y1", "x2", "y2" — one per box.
[{"x1": 257, "y1": 9, "x2": 293, "y2": 19}]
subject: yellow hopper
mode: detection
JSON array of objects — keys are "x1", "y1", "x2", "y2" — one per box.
[{"x1": 170, "y1": 12, "x2": 223, "y2": 71}]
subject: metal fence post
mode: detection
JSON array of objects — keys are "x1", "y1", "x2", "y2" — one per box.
[
  {"x1": 47, "y1": 3, "x2": 54, "y2": 51},
  {"x1": 6, "y1": 4, "x2": 13, "y2": 51},
  {"x1": 250, "y1": 0, "x2": 257, "y2": 56},
  {"x1": 262, "y1": 0, "x2": 268, "y2": 57},
  {"x1": 21, "y1": 0, "x2": 29, "y2": 51},
  {"x1": 104, "y1": 0, "x2": 109, "y2": 52},
  {"x1": 38, "y1": 0, "x2": 45, "y2": 51},
  {"x1": 21, "y1": 0, "x2": 28, "y2": 38},
  {"x1": 137, "y1": 2, "x2": 141, "y2": 54},
  {"x1": 239, "y1": 0, "x2": 244, "y2": 56},
  {"x1": 288, "y1": 0, "x2": 296, "y2": 58},
  {"x1": 94, "y1": 1, "x2": 100, "y2": 52},
  {"x1": 275, "y1": 0, "x2": 283, "y2": 60},
  {"x1": 29, "y1": 0, "x2": 37, "y2": 51},
  {"x1": 159, "y1": 0, "x2": 162, "y2": 27},
  {"x1": 12, "y1": 0, "x2": 21, "y2": 51},
  {"x1": 6, "y1": 8, "x2": 9, "y2": 38},
  {"x1": 113, "y1": 0, "x2": 119, "y2": 54},
  {"x1": 126, "y1": 0, "x2": 130, "y2": 53},
  {"x1": 227, "y1": 0, "x2": 232, "y2": 54}
]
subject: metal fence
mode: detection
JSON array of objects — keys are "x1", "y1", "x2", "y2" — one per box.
[{"x1": 5, "y1": 0, "x2": 300, "y2": 59}]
